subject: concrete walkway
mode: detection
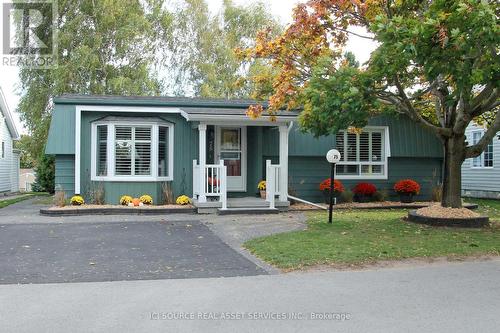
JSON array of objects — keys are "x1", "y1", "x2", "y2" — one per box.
[{"x1": 1, "y1": 259, "x2": 499, "y2": 333}]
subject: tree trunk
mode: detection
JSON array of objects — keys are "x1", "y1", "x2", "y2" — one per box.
[{"x1": 441, "y1": 135, "x2": 466, "y2": 208}]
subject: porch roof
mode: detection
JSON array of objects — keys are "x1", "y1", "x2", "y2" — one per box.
[
  {"x1": 54, "y1": 94, "x2": 299, "y2": 123},
  {"x1": 181, "y1": 107, "x2": 299, "y2": 123}
]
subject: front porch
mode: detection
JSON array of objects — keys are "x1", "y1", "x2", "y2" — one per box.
[{"x1": 190, "y1": 116, "x2": 295, "y2": 214}]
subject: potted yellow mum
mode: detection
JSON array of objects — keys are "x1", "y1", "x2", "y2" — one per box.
[{"x1": 257, "y1": 180, "x2": 266, "y2": 199}]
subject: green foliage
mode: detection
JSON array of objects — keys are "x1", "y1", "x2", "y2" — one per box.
[
  {"x1": 33, "y1": 155, "x2": 55, "y2": 194},
  {"x1": 14, "y1": 135, "x2": 36, "y2": 169},
  {"x1": 17, "y1": 0, "x2": 165, "y2": 159},
  {"x1": 162, "y1": 0, "x2": 281, "y2": 98}
]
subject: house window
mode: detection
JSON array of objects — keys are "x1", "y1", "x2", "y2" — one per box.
[
  {"x1": 1, "y1": 141, "x2": 4, "y2": 158},
  {"x1": 471, "y1": 130, "x2": 493, "y2": 168},
  {"x1": 335, "y1": 128, "x2": 389, "y2": 179},
  {"x1": 91, "y1": 121, "x2": 174, "y2": 181}
]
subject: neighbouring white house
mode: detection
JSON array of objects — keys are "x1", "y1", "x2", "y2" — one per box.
[
  {"x1": 0, "y1": 87, "x2": 20, "y2": 195},
  {"x1": 462, "y1": 122, "x2": 500, "y2": 199},
  {"x1": 19, "y1": 168, "x2": 36, "y2": 192}
]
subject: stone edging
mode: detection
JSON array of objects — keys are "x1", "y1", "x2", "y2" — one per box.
[
  {"x1": 407, "y1": 210, "x2": 489, "y2": 228},
  {"x1": 40, "y1": 207, "x2": 196, "y2": 216}
]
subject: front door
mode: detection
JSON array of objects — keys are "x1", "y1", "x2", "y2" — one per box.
[{"x1": 215, "y1": 126, "x2": 247, "y2": 192}]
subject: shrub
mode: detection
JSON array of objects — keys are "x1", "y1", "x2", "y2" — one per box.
[
  {"x1": 34, "y1": 154, "x2": 55, "y2": 193},
  {"x1": 161, "y1": 182, "x2": 174, "y2": 204},
  {"x1": 120, "y1": 195, "x2": 133, "y2": 206},
  {"x1": 257, "y1": 180, "x2": 266, "y2": 190},
  {"x1": 139, "y1": 194, "x2": 153, "y2": 205},
  {"x1": 431, "y1": 184, "x2": 443, "y2": 202},
  {"x1": 176, "y1": 195, "x2": 191, "y2": 205},
  {"x1": 394, "y1": 179, "x2": 420, "y2": 194},
  {"x1": 85, "y1": 181, "x2": 105, "y2": 205},
  {"x1": 352, "y1": 183, "x2": 377, "y2": 196},
  {"x1": 53, "y1": 188, "x2": 66, "y2": 207},
  {"x1": 70, "y1": 195, "x2": 84, "y2": 206},
  {"x1": 373, "y1": 190, "x2": 387, "y2": 202},
  {"x1": 319, "y1": 179, "x2": 345, "y2": 192},
  {"x1": 340, "y1": 190, "x2": 354, "y2": 203}
]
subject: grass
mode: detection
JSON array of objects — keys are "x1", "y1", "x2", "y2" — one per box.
[
  {"x1": 244, "y1": 200, "x2": 500, "y2": 270},
  {"x1": 0, "y1": 192, "x2": 50, "y2": 209},
  {"x1": 467, "y1": 198, "x2": 500, "y2": 220}
]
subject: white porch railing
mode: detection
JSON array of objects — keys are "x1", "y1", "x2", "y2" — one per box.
[
  {"x1": 265, "y1": 160, "x2": 282, "y2": 209},
  {"x1": 192, "y1": 160, "x2": 227, "y2": 210}
]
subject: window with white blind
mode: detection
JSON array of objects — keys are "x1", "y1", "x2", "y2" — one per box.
[
  {"x1": 334, "y1": 127, "x2": 389, "y2": 179},
  {"x1": 91, "y1": 121, "x2": 174, "y2": 181},
  {"x1": 471, "y1": 130, "x2": 493, "y2": 168}
]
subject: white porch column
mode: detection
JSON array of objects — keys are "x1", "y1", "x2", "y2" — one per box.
[
  {"x1": 198, "y1": 123, "x2": 207, "y2": 203},
  {"x1": 278, "y1": 125, "x2": 289, "y2": 202}
]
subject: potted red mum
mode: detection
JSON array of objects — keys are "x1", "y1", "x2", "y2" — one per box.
[
  {"x1": 319, "y1": 179, "x2": 345, "y2": 204},
  {"x1": 352, "y1": 182, "x2": 377, "y2": 203},
  {"x1": 394, "y1": 179, "x2": 420, "y2": 203}
]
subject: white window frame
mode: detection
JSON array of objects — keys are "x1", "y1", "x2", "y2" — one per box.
[
  {"x1": 470, "y1": 130, "x2": 493, "y2": 169},
  {"x1": 91, "y1": 120, "x2": 174, "y2": 182},
  {"x1": 335, "y1": 126, "x2": 391, "y2": 180}
]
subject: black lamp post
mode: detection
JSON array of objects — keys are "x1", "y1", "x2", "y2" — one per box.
[{"x1": 326, "y1": 149, "x2": 341, "y2": 224}]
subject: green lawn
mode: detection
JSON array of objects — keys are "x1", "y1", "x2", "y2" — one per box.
[
  {"x1": 244, "y1": 200, "x2": 500, "y2": 270},
  {"x1": 0, "y1": 193, "x2": 50, "y2": 209}
]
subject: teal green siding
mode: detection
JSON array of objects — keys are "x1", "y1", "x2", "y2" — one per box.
[
  {"x1": 286, "y1": 156, "x2": 442, "y2": 202},
  {"x1": 46, "y1": 104, "x2": 76, "y2": 154},
  {"x1": 79, "y1": 111, "x2": 198, "y2": 204},
  {"x1": 264, "y1": 115, "x2": 443, "y2": 158},
  {"x1": 55, "y1": 155, "x2": 75, "y2": 195}
]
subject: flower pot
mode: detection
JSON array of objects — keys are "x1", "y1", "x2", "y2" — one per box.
[
  {"x1": 260, "y1": 190, "x2": 266, "y2": 199},
  {"x1": 399, "y1": 193, "x2": 414, "y2": 203},
  {"x1": 355, "y1": 194, "x2": 372, "y2": 203},
  {"x1": 323, "y1": 189, "x2": 342, "y2": 204}
]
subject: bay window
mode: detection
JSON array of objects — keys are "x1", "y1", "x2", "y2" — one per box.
[
  {"x1": 335, "y1": 127, "x2": 389, "y2": 179},
  {"x1": 91, "y1": 121, "x2": 173, "y2": 181}
]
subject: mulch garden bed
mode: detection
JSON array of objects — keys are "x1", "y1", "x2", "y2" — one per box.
[
  {"x1": 40, "y1": 204, "x2": 195, "y2": 216},
  {"x1": 407, "y1": 204, "x2": 489, "y2": 228},
  {"x1": 289, "y1": 201, "x2": 478, "y2": 211}
]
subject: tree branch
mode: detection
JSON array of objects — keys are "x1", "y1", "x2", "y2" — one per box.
[
  {"x1": 470, "y1": 87, "x2": 499, "y2": 118},
  {"x1": 465, "y1": 110, "x2": 500, "y2": 158},
  {"x1": 392, "y1": 76, "x2": 452, "y2": 137}
]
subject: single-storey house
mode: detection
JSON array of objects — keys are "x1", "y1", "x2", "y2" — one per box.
[
  {"x1": 46, "y1": 95, "x2": 443, "y2": 212},
  {"x1": 461, "y1": 123, "x2": 500, "y2": 199},
  {"x1": 0, "y1": 87, "x2": 20, "y2": 195}
]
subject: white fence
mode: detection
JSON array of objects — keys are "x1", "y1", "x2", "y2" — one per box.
[
  {"x1": 193, "y1": 160, "x2": 227, "y2": 209},
  {"x1": 265, "y1": 160, "x2": 282, "y2": 209}
]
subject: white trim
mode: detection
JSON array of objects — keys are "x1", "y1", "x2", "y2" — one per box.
[
  {"x1": 278, "y1": 125, "x2": 289, "y2": 201},
  {"x1": 215, "y1": 125, "x2": 247, "y2": 192},
  {"x1": 75, "y1": 105, "x2": 183, "y2": 193},
  {"x1": 184, "y1": 113, "x2": 297, "y2": 124},
  {"x1": 335, "y1": 126, "x2": 391, "y2": 180},
  {"x1": 90, "y1": 120, "x2": 174, "y2": 182},
  {"x1": 470, "y1": 129, "x2": 494, "y2": 169}
]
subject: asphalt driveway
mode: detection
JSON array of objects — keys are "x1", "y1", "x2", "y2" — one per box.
[{"x1": 0, "y1": 220, "x2": 267, "y2": 284}]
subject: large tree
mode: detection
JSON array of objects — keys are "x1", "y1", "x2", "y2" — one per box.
[
  {"x1": 160, "y1": 0, "x2": 281, "y2": 98},
  {"x1": 243, "y1": 0, "x2": 499, "y2": 208},
  {"x1": 17, "y1": 0, "x2": 166, "y2": 160}
]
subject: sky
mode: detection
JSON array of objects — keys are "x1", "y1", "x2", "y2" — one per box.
[{"x1": 0, "y1": 0, "x2": 376, "y2": 134}]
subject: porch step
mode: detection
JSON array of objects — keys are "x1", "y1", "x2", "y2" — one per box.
[{"x1": 217, "y1": 208, "x2": 279, "y2": 215}]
